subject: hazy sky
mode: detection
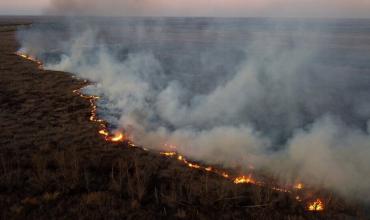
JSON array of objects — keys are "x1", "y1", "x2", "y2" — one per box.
[
  {"x1": 0, "y1": 0, "x2": 370, "y2": 18},
  {"x1": 0, "y1": 0, "x2": 49, "y2": 15}
]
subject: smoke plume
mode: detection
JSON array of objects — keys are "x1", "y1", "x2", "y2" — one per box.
[{"x1": 17, "y1": 17, "x2": 370, "y2": 200}]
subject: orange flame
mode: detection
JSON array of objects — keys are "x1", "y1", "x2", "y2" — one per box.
[
  {"x1": 99, "y1": 129, "x2": 109, "y2": 136},
  {"x1": 17, "y1": 49, "x2": 326, "y2": 211},
  {"x1": 109, "y1": 132, "x2": 124, "y2": 142},
  {"x1": 75, "y1": 81, "x2": 328, "y2": 213},
  {"x1": 159, "y1": 148, "x2": 233, "y2": 179},
  {"x1": 308, "y1": 199, "x2": 324, "y2": 211},
  {"x1": 233, "y1": 175, "x2": 256, "y2": 184},
  {"x1": 294, "y1": 183, "x2": 304, "y2": 190},
  {"x1": 69, "y1": 64, "x2": 327, "y2": 212},
  {"x1": 221, "y1": 172, "x2": 229, "y2": 178},
  {"x1": 160, "y1": 152, "x2": 177, "y2": 156},
  {"x1": 187, "y1": 163, "x2": 201, "y2": 169},
  {"x1": 16, "y1": 52, "x2": 43, "y2": 68},
  {"x1": 73, "y1": 87, "x2": 125, "y2": 143}
]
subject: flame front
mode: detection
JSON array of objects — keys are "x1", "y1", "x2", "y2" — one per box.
[
  {"x1": 233, "y1": 175, "x2": 256, "y2": 184},
  {"x1": 72, "y1": 88, "x2": 125, "y2": 143},
  {"x1": 109, "y1": 132, "x2": 124, "y2": 142},
  {"x1": 14, "y1": 48, "x2": 322, "y2": 213},
  {"x1": 159, "y1": 150, "x2": 233, "y2": 178},
  {"x1": 188, "y1": 163, "x2": 201, "y2": 169},
  {"x1": 99, "y1": 129, "x2": 109, "y2": 136},
  {"x1": 159, "y1": 147, "x2": 293, "y2": 194},
  {"x1": 16, "y1": 52, "x2": 43, "y2": 68},
  {"x1": 294, "y1": 183, "x2": 304, "y2": 190},
  {"x1": 160, "y1": 152, "x2": 177, "y2": 156},
  {"x1": 16, "y1": 50, "x2": 330, "y2": 214},
  {"x1": 308, "y1": 199, "x2": 324, "y2": 211}
]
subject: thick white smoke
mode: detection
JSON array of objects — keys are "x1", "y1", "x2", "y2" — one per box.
[{"x1": 17, "y1": 19, "x2": 370, "y2": 200}]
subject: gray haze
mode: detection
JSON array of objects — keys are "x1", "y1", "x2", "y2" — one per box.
[
  {"x1": 2, "y1": 0, "x2": 370, "y2": 18},
  {"x1": 46, "y1": 0, "x2": 370, "y2": 18}
]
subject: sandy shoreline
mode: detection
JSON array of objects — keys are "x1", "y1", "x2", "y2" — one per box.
[{"x1": 0, "y1": 19, "x2": 362, "y2": 219}]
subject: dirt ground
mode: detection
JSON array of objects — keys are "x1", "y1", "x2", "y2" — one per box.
[{"x1": 0, "y1": 18, "x2": 366, "y2": 219}]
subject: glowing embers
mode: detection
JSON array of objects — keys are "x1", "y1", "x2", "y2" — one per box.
[
  {"x1": 16, "y1": 51, "x2": 43, "y2": 68},
  {"x1": 233, "y1": 174, "x2": 256, "y2": 184},
  {"x1": 308, "y1": 198, "x2": 324, "y2": 211}
]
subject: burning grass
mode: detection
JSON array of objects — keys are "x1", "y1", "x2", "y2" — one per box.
[
  {"x1": 72, "y1": 87, "x2": 125, "y2": 143},
  {"x1": 68, "y1": 80, "x2": 334, "y2": 213},
  {"x1": 16, "y1": 44, "x2": 358, "y2": 218},
  {"x1": 308, "y1": 199, "x2": 325, "y2": 211},
  {"x1": 71, "y1": 71, "x2": 341, "y2": 215},
  {"x1": 16, "y1": 51, "x2": 43, "y2": 68},
  {"x1": 0, "y1": 22, "x2": 366, "y2": 219}
]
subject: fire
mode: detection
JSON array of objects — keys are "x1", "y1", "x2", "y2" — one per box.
[
  {"x1": 187, "y1": 163, "x2": 201, "y2": 169},
  {"x1": 100, "y1": 128, "x2": 125, "y2": 142},
  {"x1": 294, "y1": 183, "x2": 304, "y2": 190},
  {"x1": 159, "y1": 148, "x2": 233, "y2": 179},
  {"x1": 73, "y1": 86, "x2": 126, "y2": 143},
  {"x1": 70, "y1": 62, "x2": 328, "y2": 212},
  {"x1": 221, "y1": 172, "x2": 229, "y2": 178},
  {"x1": 73, "y1": 77, "x2": 328, "y2": 213},
  {"x1": 74, "y1": 84, "x2": 327, "y2": 212},
  {"x1": 99, "y1": 129, "x2": 109, "y2": 136},
  {"x1": 109, "y1": 132, "x2": 124, "y2": 142},
  {"x1": 16, "y1": 52, "x2": 43, "y2": 68},
  {"x1": 158, "y1": 145, "x2": 294, "y2": 194},
  {"x1": 233, "y1": 175, "x2": 256, "y2": 184},
  {"x1": 160, "y1": 152, "x2": 177, "y2": 156},
  {"x1": 16, "y1": 50, "x2": 328, "y2": 212},
  {"x1": 308, "y1": 199, "x2": 324, "y2": 211}
]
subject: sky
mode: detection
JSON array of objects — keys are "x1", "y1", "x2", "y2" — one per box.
[
  {"x1": 0, "y1": 0, "x2": 370, "y2": 18},
  {"x1": 0, "y1": 0, "x2": 49, "y2": 15}
]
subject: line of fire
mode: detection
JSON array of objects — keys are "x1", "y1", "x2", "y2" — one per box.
[{"x1": 17, "y1": 51, "x2": 325, "y2": 212}]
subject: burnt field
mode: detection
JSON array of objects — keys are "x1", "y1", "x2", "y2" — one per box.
[{"x1": 0, "y1": 18, "x2": 368, "y2": 219}]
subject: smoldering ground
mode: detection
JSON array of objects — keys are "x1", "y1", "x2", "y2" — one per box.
[{"x1": 17, "y1": 17, "x2": 370, "y2": 201}]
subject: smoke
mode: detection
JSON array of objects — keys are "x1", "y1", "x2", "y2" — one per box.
[
  {"x1": 17, "y1": 18, "x2": 370, "y2": 200},
  {"x1": 286, "y1": 115, "x2": 370, "y2": 197}
]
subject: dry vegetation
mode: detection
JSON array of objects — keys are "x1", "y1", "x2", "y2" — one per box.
[{"x1": 0, "y1": 18, "x2": 367, "y2": 219}]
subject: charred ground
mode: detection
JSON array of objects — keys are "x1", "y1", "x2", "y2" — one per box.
[{"x1": 0, "y1": 18, "x2": 366, "y2": 219}]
